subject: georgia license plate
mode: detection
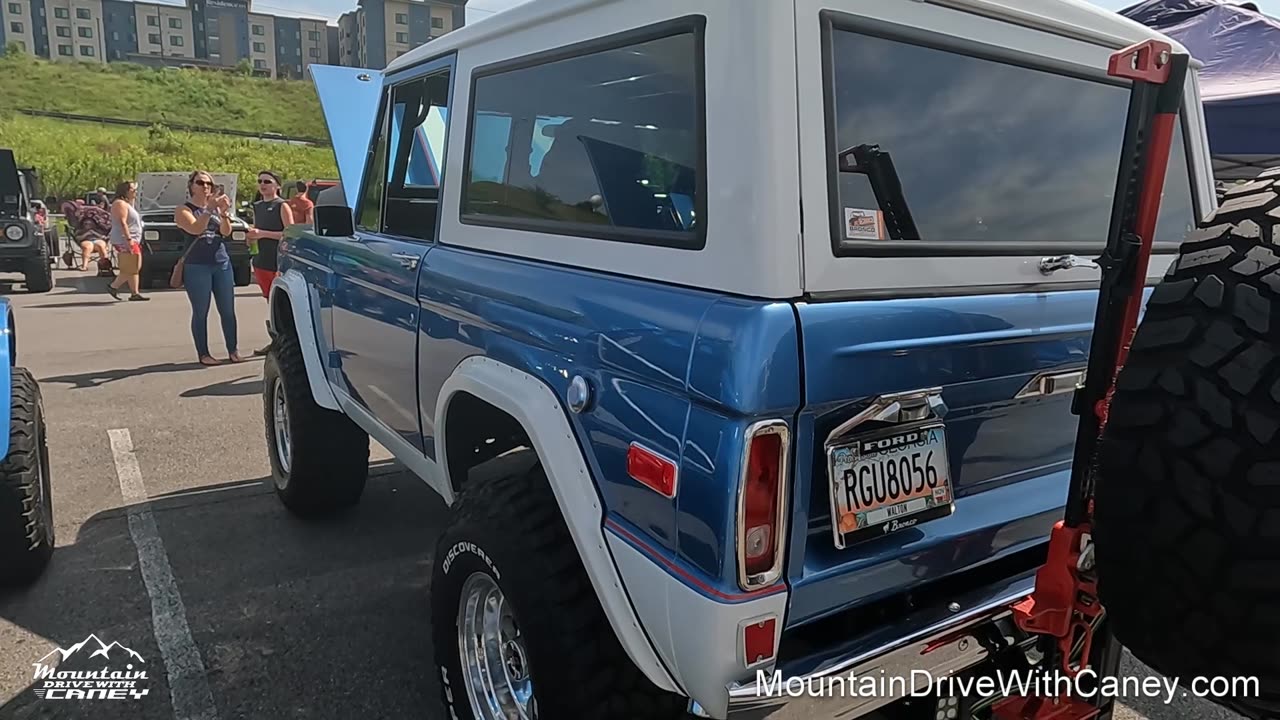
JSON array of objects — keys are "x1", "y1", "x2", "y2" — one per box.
[{"x1": 827, "y1": 422, "x2": 954, "y2": 548}]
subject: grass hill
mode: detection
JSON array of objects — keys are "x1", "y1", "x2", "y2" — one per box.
[
  {"x1": 0, "y1": 51, "x2": 327, "y2": 137},
  {"x1": 0, "y1": 51, "x2": 337, "y2": 203}
]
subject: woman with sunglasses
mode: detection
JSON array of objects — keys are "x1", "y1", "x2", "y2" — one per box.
[
  {"x1": 247, "y1": 171, "x2": 294, "y2": 355},
  {"x1": 174, "y1": 170, "x2": 241, "y2": 366}
]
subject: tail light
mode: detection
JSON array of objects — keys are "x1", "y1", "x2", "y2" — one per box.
[{"x1": 737, "y1": 420, "x2": 790, "y2": 590}]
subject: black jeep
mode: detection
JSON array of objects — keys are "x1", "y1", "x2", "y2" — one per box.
[{"x1": 0, "y1": 150, "x2": 54, "y2": 293}]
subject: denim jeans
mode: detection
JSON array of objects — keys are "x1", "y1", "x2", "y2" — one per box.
[{"x1": 184, "y1": 261, "x2": 237, "y2": 358}]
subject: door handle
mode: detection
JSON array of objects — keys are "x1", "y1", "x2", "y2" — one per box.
[{"x1": 390, "y1": 252, "x2": 420, "y2": 270}]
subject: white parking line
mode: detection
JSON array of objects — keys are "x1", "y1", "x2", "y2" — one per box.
[{"x1": 108, "y1": 428, "x2": 218, "y2": 720}]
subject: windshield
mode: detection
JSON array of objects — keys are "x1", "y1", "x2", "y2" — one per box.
[{"x1": 827, "y1": 27, "x2": 1196, "y2": 250}]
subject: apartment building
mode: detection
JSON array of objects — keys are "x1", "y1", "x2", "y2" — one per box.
[
  {"x1": 0, "y1": 0, "x2": 346, "y2": 78},
  {"x1": 337, "y1": 0, "x2": 466, "y2": 70}
]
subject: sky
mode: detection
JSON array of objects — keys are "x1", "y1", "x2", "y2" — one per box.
[{"x1": 219, "y1": 0, "x2": 1279, "y2": 26}]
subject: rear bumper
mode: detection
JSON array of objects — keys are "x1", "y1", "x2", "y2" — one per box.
[{"x1": 723, "y1": 572, "x2": 1035, "y2": 720}]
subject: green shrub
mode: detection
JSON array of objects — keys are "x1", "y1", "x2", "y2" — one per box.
[{"x1": 0, "y1": 115, "x2": 337, "y2": 204}]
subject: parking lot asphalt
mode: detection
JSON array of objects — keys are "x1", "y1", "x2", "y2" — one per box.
[{"x1": 0, "y1": 270, "x2": 1247, "y2": 720}]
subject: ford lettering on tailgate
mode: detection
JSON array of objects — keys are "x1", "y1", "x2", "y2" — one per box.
[{"x1": 827, "y1": 423, "x2": 954, "y2": 548}]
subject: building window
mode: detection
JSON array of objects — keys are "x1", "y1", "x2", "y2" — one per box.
[
  {"x1": 170, "y1": 35, "x2": 182, "y2": 46},
  {"x1": 252, "y1": 24, "x2": 263, "y2": 35},
  {"x1": 431, "y1": 17, "x2": 443, "y2": 29},
  {"x1": 395, "y1": 12, "x2": 406, "y2": 24},
  {"x1": 7, "y1": 3, "x2": 21, "y2": 15},
  {"x1": 308, "y1": 30, "x2": 320, "y2": 41},
  {"x1": 147, "y1": 32, "x2": 160, "y2": 44},
  {"x1": 54, "y1": 6, "x2": 69, "y2": 18},
  {"x1": 55, "y1": 26, "x2": 70, "y2": 37},
  {"x1": 309, "y1": 47, "x2": 319, "y2": 58},
  {"x1": 146, "y1": 15, "x2": 158, "y2": 26},
  {"x1": 111, "y1": 31, "x2": 118, "y2": 41},
  {"x1": 57, "y1": 44, "x2": 72, "y2": 56},
  {"x1": 395, "y1": 32, "x2": 406, "y2": 43},
  {"x1": 252, "y1": 41, "x2": 266, "y2": 52},
  {"x1": 168, "y1": 17, "x2": 181, "y2": 28},
  {"x1": 79, "y1": 45, "x2": 93, "y2": 56},
  {"x1": 9, "y1": 21, "x2": 22, "y2": 33},
  {"x1": 463, "y1": 28, "x2": 704, "y2": 242},
  {"x1": 74, "y1": 7, "x2": 89, "y2": 19},
  {"x1": 253, "y1": 58, "x2": 266, "y2": 69},
  {"x1": 77, "y1": 26, "x2": 91, "y2": 38}
]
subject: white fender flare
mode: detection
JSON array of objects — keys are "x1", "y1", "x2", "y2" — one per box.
[
  {"x1": 269, "y1": 270, "x2": 340, "y2": 412},
  {"x1": 434, "y1": 355, "x2": 682, "y2": 695}
]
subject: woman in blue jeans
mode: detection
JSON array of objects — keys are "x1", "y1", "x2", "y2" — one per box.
[{"x1": 174, "y1": 170, "x2": 242, "y2": 366}]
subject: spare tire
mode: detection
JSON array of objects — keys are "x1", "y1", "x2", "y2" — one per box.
[{"x1": 1096, "y1": 168, "x2": 1280, "y2": 719}]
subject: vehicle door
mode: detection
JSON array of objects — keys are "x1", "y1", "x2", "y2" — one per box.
[
  {"x1": 330, "y1": 56, "x2": 455, "y2": 453},
  {"x1": 308, "y1": 65, "x2": 387, "y2": 380}
]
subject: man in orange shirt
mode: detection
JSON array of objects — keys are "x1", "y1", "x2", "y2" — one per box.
[{"x1": 287, "y1": 181, "x2": 314, "y2": 225}]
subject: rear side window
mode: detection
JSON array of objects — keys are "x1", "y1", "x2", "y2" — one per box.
[
  {"x1": 825, "y1": 25, "x2": 1196, "y2": 255},
  {"x1": 461, "y1": 19, "x2": 706, "y2": 248}
]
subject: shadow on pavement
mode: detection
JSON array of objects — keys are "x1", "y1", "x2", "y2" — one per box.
[
  {"x1": 41, "y1": 363, "x2": 208, "y2": 390},
  {"x1": 180, "y1": 375, "x2": 263, "y2": 399},
  {"x1": 25, "y1": 301, "x2": 120, "y2": 310},
  {"x1": 0, "y1": 461, "x2": 448, "y2": 719}
]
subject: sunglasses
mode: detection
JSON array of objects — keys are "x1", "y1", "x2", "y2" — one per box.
[
  {"x1": 258, "y1": 178, "x2": 277, "y2": 185},
  {"x1": 193, "y1": 179, "x2": 213, "y2": 188}
]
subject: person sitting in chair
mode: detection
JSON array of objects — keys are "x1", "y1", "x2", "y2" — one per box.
[{"x1": 62, "y1": 200, "x2": 112, "y2": 272}]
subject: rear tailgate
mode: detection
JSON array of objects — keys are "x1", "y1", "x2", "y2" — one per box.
[
  {"x1": 786, "y1": 0, "x2": 1207, "y2": 627},
  {"x1": 788, "y1": 290, "x2": 1092, "y2": 625}
]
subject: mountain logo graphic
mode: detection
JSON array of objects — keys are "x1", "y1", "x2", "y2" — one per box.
[{"x1": 35, "y1": 635, "x2": 145, "y2": 667}]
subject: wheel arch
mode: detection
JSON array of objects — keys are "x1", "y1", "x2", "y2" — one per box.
[
  {"x1": 433, "y1": 355, "x2": 683, "y2": 696},
  {"x1": 268, "y1": 271, "x2": 339, "y2": 412}
]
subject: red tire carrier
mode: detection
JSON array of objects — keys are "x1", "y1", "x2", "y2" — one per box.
[{"x1": 991, "y1": 40, "x2": 1191, "y2": 720}]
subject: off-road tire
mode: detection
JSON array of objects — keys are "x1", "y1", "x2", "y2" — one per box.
[
  {"x1": 23, "y1": 257, "x2": 52, "y2": 294},
  {"x1": 431, "y1": 451, "x2": 686, "y2": 720},
  {"x1": 233, "y1": 262, "x2": 252, "y2": 287},
  {"x1": 1096, "y1": 169, "x2": 1280, "y2": 719},
  {"x1": 0, "y1": 368, "x2": 54, "y2": 586},
  {"x1": 263, "y1": 328, "x2": 368, "y2": 515}
]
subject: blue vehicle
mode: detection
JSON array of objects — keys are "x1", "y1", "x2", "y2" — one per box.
[
  {"x1": 261, "y1": 1, "x2": 1223, "y2": 718},
  {"x1": 0, "y1": 297, "x2": 54, "y2": 586}
]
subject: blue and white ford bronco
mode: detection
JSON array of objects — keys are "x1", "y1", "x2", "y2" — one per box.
[{"x1": 259, "y1": 0, "x2": 1227, "y2": 717}]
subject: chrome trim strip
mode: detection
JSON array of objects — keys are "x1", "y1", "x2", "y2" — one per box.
[
  {"x1": 736, "y1": 420, "x2": 791, "y2": 591},
  {"x1": 726, "y1": 577, "x2": 1035, "y2": 719}
]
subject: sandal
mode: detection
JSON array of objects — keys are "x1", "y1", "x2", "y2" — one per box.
[
  {"x1": 199, "y1": 356, "x2": 222, "y2": 366},
  {"x1": 228, "y1": 352, "x2": 245, "y2": 364}
]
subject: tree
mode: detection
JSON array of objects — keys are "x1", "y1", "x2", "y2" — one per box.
[
  {"x1": 5, "y1": 42, "x2": 25, "y2": 59},
  {"x1": 233, "y1": 58, "x2": 253, "y2": 76}
]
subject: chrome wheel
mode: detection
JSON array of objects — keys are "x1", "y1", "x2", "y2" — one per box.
[
  {"x1": 272, "y1": 376, "x2": 292, "y2": 478},
  {"x1": 457, "y1": 572, "x2": 537, "y2": 720}
]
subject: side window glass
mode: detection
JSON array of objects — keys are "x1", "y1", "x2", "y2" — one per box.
[
  {"x1": 357, "y1": 97, "x2": 389, "y2": 233},
  {"x1": 461, "y1": 27, "x2": 704, "y2": 246},
  {"x1": 385, "y1": 69, "x2": 452, "y2": 240}
]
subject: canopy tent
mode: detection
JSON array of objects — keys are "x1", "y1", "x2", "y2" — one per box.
[{"x1": 1122, "y1": 0, "x2": 1280, "y2": 179}]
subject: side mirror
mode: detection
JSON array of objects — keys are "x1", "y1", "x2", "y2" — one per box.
[{"x1": 315, "y1": 204, "x2": 354, "y2": 237}]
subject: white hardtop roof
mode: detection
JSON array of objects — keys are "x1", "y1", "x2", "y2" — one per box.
[{"x1": 385, "y1": 0, "x2": 1189, "y2": 74}]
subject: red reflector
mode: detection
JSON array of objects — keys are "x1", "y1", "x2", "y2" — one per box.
[
  {"x1": 627, "y1": 443, "x2": 678, "y2": 498},
  {"x1": 743, "y1": 617, "x2": 777, "y2": 666},
  {"x1": 742, "y1": 432, "x2": 782, "y2": 576}
]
